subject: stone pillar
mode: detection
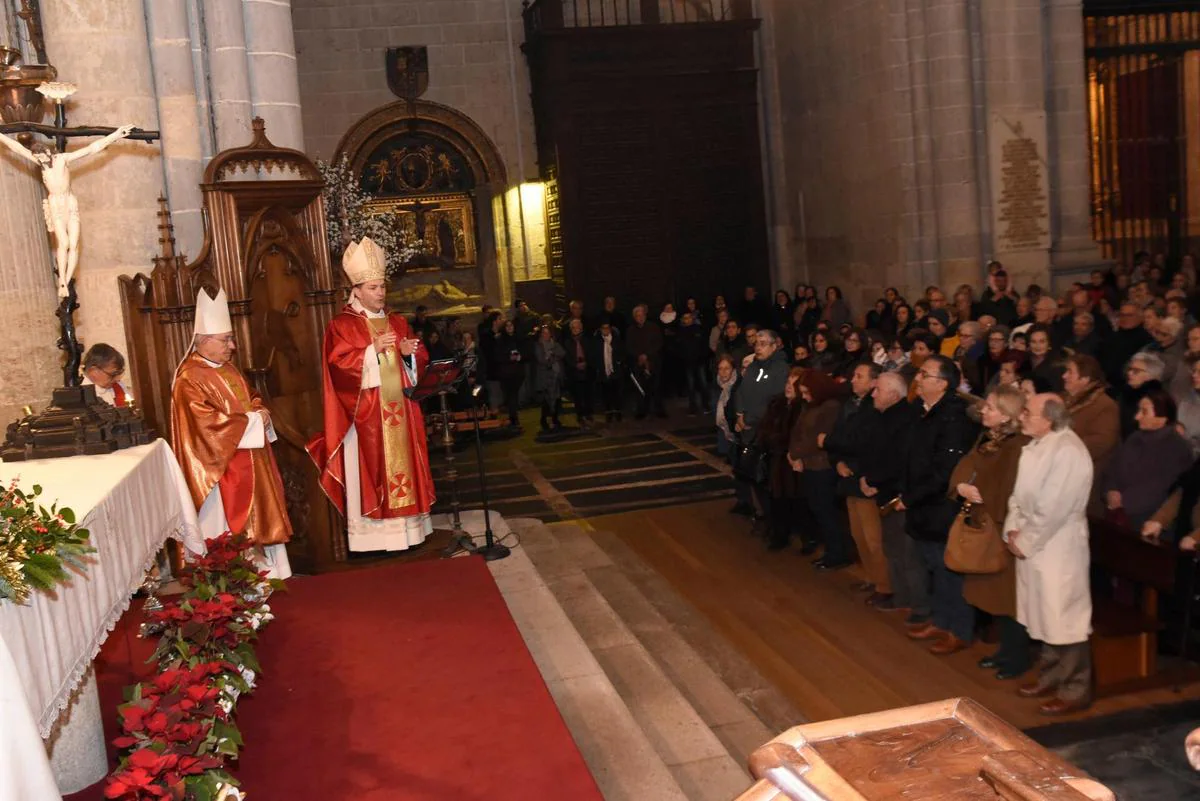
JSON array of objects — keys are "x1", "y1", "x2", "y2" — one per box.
[
  {"x1": 754, "y1": 0, "x2": 798, "y2": 292},
  {"x1": 40, "y1": 0, "x2": 163, "y2": 363},
  {"x1": 186, "y1": 0, "x2": 217, "y2": 161},
  {"x1": 1043, "y1": 0, "x2": 1106, "y2": 284},
  {"x1": 202, "y1": 0, "x2": 254, "y2": 150},
  {"x1": 146, "y1": 0, "x2": 206, "y2": 256},
  {"x1": 0, "y1": 153, "x2": 61, "y2": 423},
  {"x1": 242, "y1": 0, "x2": 304, "y2": 150}
]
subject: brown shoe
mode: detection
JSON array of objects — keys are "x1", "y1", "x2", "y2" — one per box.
[
  {"x1": 907, "y1": 624, "x2": 948, "y2": 641},
  {"x1": 1017, "y1": 682, "x2": 1054, "y2": 699},
  {"x1": 929, "y1": 634, "x2": 970, "y2": 655},
  {"x1": 1039, "y1": 697, "x2": 1091, "y2": 716}
]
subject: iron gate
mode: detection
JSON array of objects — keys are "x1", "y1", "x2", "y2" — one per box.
[{"x1": 1084, "y1": 1, "x2": 1200, "y2": 268}]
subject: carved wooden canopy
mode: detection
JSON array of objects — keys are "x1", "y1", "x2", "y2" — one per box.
[{"x1": 119, "y1": 119, "x2": 346, "y2": 574}]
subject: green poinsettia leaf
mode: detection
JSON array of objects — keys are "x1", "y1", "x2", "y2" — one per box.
[{"x1": 58, "y1": 507, "x2": 75, "y2": 524}]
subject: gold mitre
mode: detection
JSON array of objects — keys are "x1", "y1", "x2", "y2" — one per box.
[{"x1": 343, "y1": 237, "x2": 388, "y2": 285}]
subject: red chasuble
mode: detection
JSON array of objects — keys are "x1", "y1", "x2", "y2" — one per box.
[{"x1": 307, "y1": 306, "x2": 436, "y2": 520}]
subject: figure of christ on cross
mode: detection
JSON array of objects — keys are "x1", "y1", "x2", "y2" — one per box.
[{"x1": 0, "y1": 123, "x2": 135, "y2": 298}]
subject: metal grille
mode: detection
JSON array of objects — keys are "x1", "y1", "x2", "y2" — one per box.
[
  {"x1": 524, "y1": 0, "x2": 748, "y2": 34},
  {"x1": 1084, "y1": 3, "x2": 1200, "y2": 267},
  {"x1": 544, "y1": 166, "x2": 567, "y2": 310}
]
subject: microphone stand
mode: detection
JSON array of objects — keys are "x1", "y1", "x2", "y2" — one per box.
[{"x1": 470, "y1": 385, "x2": 509, "y2": 561}]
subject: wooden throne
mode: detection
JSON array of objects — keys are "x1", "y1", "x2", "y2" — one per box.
[{"x1": 119, "y1": 119, "x2": 347, "y2": 574}]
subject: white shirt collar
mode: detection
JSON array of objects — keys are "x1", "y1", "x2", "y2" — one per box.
[{"x1": 350, "y1": 296, "x2": 386, "y2": 319}]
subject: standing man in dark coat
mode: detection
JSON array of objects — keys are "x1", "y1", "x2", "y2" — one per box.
[
  {"x1": 563, "y1": 318, "x2": 595, "y2": 425},
  {"x1": 897, "y1": 355, "x2": 979, "y2": 653},
  {"x1": 591, "y1": 321, "x2": 626, "y2": 422},
  {"x1": 626, "y1": 303, "x2": 666, "y2": 419}
]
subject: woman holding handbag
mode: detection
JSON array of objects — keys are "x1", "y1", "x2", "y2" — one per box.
[
  {"x1": 946, "y1": 384, "x2": 1031, "y2": 677},
  {"x1": 757, "y1": 367, "x2": 808, "y2": 551}
]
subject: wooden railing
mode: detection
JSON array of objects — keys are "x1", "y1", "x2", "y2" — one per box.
[{"x1": 524, "y1": 0, "x2": 753, "y2": 35}]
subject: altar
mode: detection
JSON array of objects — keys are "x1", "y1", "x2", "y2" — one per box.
[{"x1": 0, "y1": 441, "x2": 204, "y2": 800}]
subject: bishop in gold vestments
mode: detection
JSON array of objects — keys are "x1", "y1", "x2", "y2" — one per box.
[{"x1": 171, "y1": 288, "x2": 293, "y2": 579}]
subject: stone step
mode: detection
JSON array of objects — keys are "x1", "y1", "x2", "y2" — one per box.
[
  {"x1": 511, "y1": 518, "x2": 762, "y2": 800},
  {"x1": 484, "y1": 520, "x2": 690, "y2": 801}
]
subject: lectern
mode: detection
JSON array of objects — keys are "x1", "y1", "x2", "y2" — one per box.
[{"x1": 737, "y1": 698, "x2": 1114, "y2": 801}]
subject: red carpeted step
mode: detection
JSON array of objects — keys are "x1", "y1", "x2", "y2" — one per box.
[
  {"x1": 233, "y1": 555, "x2": 603, "y2": 800},
  {"x1": 68, "y1": 557, "x2": 602, "y2": 801}
]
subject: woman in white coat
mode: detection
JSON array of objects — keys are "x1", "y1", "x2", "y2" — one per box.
[{"x1": 1004, "y1": 393, "x2": 1095, "y2": 715}]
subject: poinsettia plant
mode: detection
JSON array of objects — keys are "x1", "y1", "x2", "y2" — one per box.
[
  {"x1": 105, "y1": 532, "x2": 280, "y2": 801},
  {"x1": 0, "y1": 480, "x2": 93, "y2": 604}
]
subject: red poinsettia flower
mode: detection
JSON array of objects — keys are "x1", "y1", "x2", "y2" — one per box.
[{"x1": 104, "y1": 767, "x2": 168, "y2": 799}]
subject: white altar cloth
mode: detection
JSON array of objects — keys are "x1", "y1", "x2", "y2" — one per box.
[{"x1": 0, "y1": 440, "x2": 204, "y2": 801}]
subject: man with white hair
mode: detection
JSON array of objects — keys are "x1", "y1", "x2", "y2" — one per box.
[
  {"x1": 171, "y1": 288, "x2": 292, "y2": 578},
  {"x1": 858, "y1": 370, "x2": 919, "y2": 614},
  {"x1": 1011, "y1": 296, "x2": 1059, "y2": 343},
  {"x1": 1006, "y1": 393, "x2": 1093, "y2": 715}
]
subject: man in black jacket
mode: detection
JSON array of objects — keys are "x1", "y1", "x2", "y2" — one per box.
[
  {"x1": 676, "y1": 311, "x2": 711, "y2": 414},
  {"x1": 563, "y1": 318, "x2": 595, "y2": 425},
  {"x1": 1100, "y1": 301, "x2": 1153, "y2": 389},
  {"x1": 626, "y1": 304, "x2": 666, "y2": 419},
  {"x1": 897, "y1": 355, "x2": 979, "y2": 654},
  {"x1": 823, "y1": 363, "x2": 886, "y2": 600},
  {"x1": 591, "y1": 322, "x2": 626, "y2": 422},
  {"x1": 858, "y1": 371, "x2": 919, "y2": 614}
]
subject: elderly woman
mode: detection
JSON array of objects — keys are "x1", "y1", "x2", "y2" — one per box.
[
  {"x1": 1120, "y1": 351, "x2": 1167, "y2": 438},
  {"x1": 757, "y1": 367, "x2": 807, "y2": 550},
  {"x1": 534, "y1": 325, "x2": 566, "y2": 431},
  {"x1": 1006, "y1": 394, "x2": 1095, "y2": 715},
  {"x1": 790, "y1": 369, "x2": 852, "y2": 569},
  {"x1": 1025, "y1": 323, "x2": 1065, "y2": 392},
  {"x1": 1150, "y1": 315, "x2": 1186, "y2": 388},
  {"x1": 1062, "y1": 354, "x2": 1120, "y2": 475},
  {"x1": 1101, "y1": 387, "x2": 1194, "y2": 529},
  {"x1": 950, "y1": 385, "x2": 1031, "y2": 677}
]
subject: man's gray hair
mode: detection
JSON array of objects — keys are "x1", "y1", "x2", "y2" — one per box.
[
  {"x1": 633, "y1": 303, "x2": 649, "y2": 315},
  {"x1": 1159, "y1": 316, "x2": 1184, "y2": 339},
  {"x1": 1075, "y1": 312, "x2": 1094, "y2": 326},
  {"x1": 958, "y1": 321, "x2": 981, "y2": 338},
  {"x1": 1042, "y1": 396, "x2": 1071, "y2": 431},
  {"x1": 1129, "y1": 351, "x2": 1166, "y2": 381},
  {"x1": 757, "y1": 329, "x2": 780, "y2": 345},
  {"x1": 876, "y1": 371, "x2": 908, "y2": 397}
]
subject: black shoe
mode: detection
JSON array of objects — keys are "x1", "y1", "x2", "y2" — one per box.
[
  {"x1": 799, "y1": 541, "x2": 819, "y2": 555},
  {"x1": 729, "y1": 502, "x2": 753, "y2": 517},
  {"x1": 978, "y1": 657, "x2": 1001, "y2": 670},
  {"x1": 995, "y1": 667, "x2": 1028, "y2": 681},
  {"x1": 815, "y1": 559, "x2": 852, "y2": 572}
]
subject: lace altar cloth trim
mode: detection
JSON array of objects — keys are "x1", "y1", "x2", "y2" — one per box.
[{"x1": 0, "y1": 441, "x2": 205, "y2": 738}]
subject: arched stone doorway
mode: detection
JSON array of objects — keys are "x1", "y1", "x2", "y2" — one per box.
[{"x1": 334, "y1": 100, "x2": 509, "y2": 314}]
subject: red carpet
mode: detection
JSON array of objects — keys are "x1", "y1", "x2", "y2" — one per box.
[{"x1": 69, "y1": 556, "x2": 602, "y2": 801}]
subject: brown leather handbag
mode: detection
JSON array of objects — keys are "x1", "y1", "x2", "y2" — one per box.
[{"x1": 943, "y1": 503, "x2": 1010, "y2": 574}]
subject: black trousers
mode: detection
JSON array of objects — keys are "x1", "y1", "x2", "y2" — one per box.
[
  {"x1": 600, "y1": 376, "x2": 623, "y2": 417},
  {"x1": 569, "y1": 375, "x2": 594, "y2": 421},
  {"x1": 991, "y1": 614, "x2": 1033, "y2": 673},
  {"x1": 501, "y1": 379, "x2": 523, "y2": 425},
  {"x1": 769, "y1": 494, "x2": 802, "y2": 547},
  {"x1": 635, "y1": 369, "x2": 666, "y2": 417},
  {"x1": 540, "y1": 396, "x2": 563, "y2": 427}
]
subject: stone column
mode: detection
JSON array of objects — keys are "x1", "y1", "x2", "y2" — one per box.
[
  {"x1": 754, "y1": 0, "x2": 798, "y2": 292},
  {"x1": 0, "y1": 153, "x2": 61, "y2": 423},
  {"x1": 242, "y1": 0, "x2": 304, "y2": 150},
  {"x1": 202, "y1": 0, "x2": 254, "y2": 150},
  {"x1": 1044, "y1": 0, "x2": 1106, "y2": 283},
  {"x1": 40, "y1": 0, "x2": 164, "y2": 364},
  {"x1": 186, "y1": 0, "x2": 217, "y2": 161},
  {"x1": 146, "y1": 0, "x2": 206, "y2": 256}
]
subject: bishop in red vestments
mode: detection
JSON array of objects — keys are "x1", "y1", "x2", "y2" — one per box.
[{"x1": 308, "y1": 238, "x2": 436, "y2": 551}]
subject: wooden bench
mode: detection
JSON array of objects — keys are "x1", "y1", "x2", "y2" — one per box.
[{"x1": 1088, "y1": 515, "x2": 1188, "y2": 695}]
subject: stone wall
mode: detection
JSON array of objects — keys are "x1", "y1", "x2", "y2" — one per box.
[
  {"x1": 759, "y1": 0, "x2": 1103, "y2": 316},
  {"x1": 292, "y1": 0, "x2": 536, "y2": 183}
]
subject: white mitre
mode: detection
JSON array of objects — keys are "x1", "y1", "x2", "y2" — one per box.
[
  {"x1": 194, "y1": 288, "x2": 233, "y2": 337},
  {"x1": 343, "y1": 237, "x2": 388, "y2": 285}
]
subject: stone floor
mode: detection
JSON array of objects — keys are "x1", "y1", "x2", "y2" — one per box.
[{"x1": 437, "y1": 510, "x2": 801, "y2": 800}]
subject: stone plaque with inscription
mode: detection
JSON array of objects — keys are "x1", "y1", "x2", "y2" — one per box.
[{"x1": 990, "y1": 111, "x2": 1051, "y2": 254}]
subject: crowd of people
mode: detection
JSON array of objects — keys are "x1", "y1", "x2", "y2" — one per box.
[{"x1": 445, "y1": 252, "x2": 1200, "y2": 717}]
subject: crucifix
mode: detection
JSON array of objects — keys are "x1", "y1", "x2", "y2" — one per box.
[
  {"x1": 396, "y1": 197, "x2": 442, "y2": 243},
  {"x1": 0, "y1": 82, "x2": 160, "y2": 387}
]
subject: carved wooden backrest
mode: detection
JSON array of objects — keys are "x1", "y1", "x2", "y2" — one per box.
[{"x1": 120, "y1": 119, "x2": 347, "y2": 573}]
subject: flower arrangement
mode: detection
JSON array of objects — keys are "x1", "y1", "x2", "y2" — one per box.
[
  {"x1": 316, "y1": 154, "x2": 424, "y2": 278},
  {"x1": 0, "y1": 480, "x2": 93, "y2": 604},
  {"x1": 105, "y1": 532, "x2": 282, "y2": 801}
]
